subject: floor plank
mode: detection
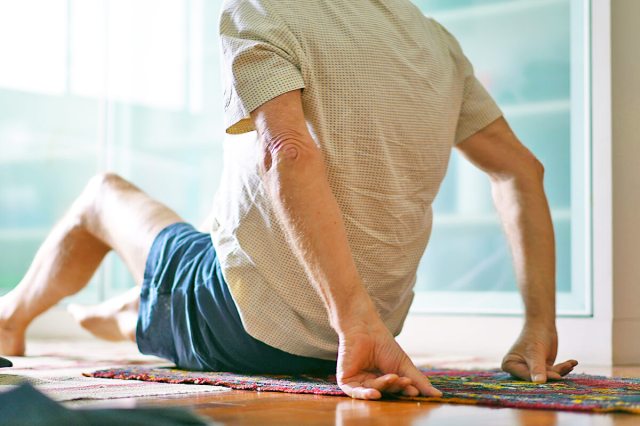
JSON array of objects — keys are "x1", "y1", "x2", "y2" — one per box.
[
  {"x1": 13, "y1": 341, "x2": 639, "y2": 425},
  {"x1": 85, "y1": 366, "x2": 640, "y2": 426}
]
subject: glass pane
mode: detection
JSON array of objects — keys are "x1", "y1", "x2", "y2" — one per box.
[
  {"x1": 0, "y1": 0, "x2": 226, "y2": 303},
  {"x1": 0, "y1": 0, "x2": 68, "y2": 95},
  {"x1": 411, "y1": 0, "x2": 591, "y2": 315},
  {"x1": 0, "y1": 0, "x2": 102, "y2": 302},
  {"x1": 0, "y1": 0, "x2": 590, "y2": 318},
  {"x1": 102, "y1": 0, "x2": 225, "y2": 297}
]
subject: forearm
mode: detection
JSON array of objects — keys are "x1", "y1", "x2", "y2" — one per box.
[
  {"x1": 491, "y1": 172, "x2": 556, "y2": 328},
  {"x1": 458, "y1": 117, "x2": 572, "y2": 382},
  {"x1": 259, "y1": 137, "x2": 378, "y2": 334},
  {"x1": 250, "y1": 91, "x2": 379, "y2": 335}
]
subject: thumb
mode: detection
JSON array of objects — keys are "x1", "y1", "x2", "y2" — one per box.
[{"x1": 527, "y1": 355, "x2": 548, "y2": 383}]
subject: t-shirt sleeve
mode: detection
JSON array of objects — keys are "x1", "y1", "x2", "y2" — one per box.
[
  {"x1": 431, "y1": 19, "x2": 503, "y2": 144},
  {"x1": 454, "y1": 59, "x2": 503, "y2": 145},
  {"x1": 219, "y1": 0, "x2": 305, "y2": 135}
]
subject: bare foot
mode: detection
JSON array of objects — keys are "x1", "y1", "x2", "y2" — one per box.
[
  {"x1": 68, "y1": 287, "x2": 140, "y2": 342},
  {"x1": 0, "y1": 326, "x2": 25, "y2": 356},
  {"x1": 0, "y1": 294, "x2": 27, "y2": 356}
]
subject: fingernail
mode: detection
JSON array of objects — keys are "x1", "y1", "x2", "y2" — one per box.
[{"x1": 532, "y1": 374, "x2": 545, "y2": 383}]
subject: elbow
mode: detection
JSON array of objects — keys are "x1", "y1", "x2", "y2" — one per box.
[
  {"x1": 490, "y1": 154, "x2": 545, "y2": 189},
  {"x1": 260, "y1": 130, "x2": 325, "y2": 189},
  {"x1": 529, "y1": 156, "x2": 545, "y2": 184},
  {"x1": 515, "y1": 156, "x2": 545, "y2": 191}
]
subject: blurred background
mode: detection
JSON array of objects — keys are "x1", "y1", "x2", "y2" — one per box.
[{"x1": 0, "y1": 0, "x2": 591, "y2": 316}]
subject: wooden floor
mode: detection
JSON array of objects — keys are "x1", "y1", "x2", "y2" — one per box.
[{"x1": 82, "y1": 366, "x2": 640, "y2": 426}]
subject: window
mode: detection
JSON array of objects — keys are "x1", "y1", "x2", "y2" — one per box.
[
  {"x1": 411, "y1": 0, "x2": 591, "y2": 316},
  {"x1": 0, "y1": 0, "x2": 591, "y2": 318},
  {"x1": 0, "y1": 0, "x2": 225, "y2": 302}
]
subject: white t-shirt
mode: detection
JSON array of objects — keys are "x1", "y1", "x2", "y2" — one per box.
[{"x1": 211, "y1": 0, "x2": 503, "y2": 360}]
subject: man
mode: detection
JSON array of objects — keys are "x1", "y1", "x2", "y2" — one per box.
[{"x1": 0, "y1": 0, "x2": 577, "y2": 399}]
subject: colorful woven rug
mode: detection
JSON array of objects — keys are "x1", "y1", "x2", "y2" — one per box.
[{"x1": 89, "y1": 366, "x2": 640, "y2": 414}]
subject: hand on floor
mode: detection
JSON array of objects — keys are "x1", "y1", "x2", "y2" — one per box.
[
  {"x1": 501, "y1": 324, "x2": 578, "y2": 383},
  {"x1": 336, "y1": 319, "x2": 442, "y2": 400}
]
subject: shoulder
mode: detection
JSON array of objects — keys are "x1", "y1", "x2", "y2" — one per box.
[
  {"x1": 219, "y1": 0, "x2": 289, "y2": 34},
  {"x1": 220, "y1": 0, "x2": 278, "y2": 17},
  {"x1": 420, "y1": 16, "x2": 472, "y2": 76},
  {"x1": 424, "y1": 16, "x2": 464, "y2": 54}
]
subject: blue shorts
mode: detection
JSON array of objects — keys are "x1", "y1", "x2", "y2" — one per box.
[{"x1": 136, "y1": 223, "x2": 337, "y2": 374}]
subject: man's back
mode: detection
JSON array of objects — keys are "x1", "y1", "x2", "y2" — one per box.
[{"x1": 214, "y1": 0, "x2": 502, "y2": 359}]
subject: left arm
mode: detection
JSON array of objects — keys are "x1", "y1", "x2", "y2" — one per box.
[
  {"x1": 250, "y1": 90, "x2": 441, "y2": 399},
  {"x1": 456, "y1": 116, "x2": 578, "y2": 382}
]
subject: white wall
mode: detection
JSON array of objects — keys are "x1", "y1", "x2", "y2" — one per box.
[{"x1": 611, "y1": 0, "x2": 640, "y2": 364}]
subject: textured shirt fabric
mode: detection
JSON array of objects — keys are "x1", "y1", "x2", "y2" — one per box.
[{"x1": 212, "y1": 0, "x2": 503, "y2": 360}]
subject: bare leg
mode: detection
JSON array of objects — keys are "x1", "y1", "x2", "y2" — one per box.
[
  {"x1": 69, "y1": 191, "x2": 218, "y2": 342},
  {"x1": 0, "y1": 173, "x2": 182, "y2": 355}
]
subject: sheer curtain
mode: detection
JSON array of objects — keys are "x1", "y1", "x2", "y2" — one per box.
[
  {"x1": 0, "y1": 0, "x2": 225, "y2": 302},
  {"x1": 0, "y1": 0, "x2": 590, "y2": 316}
]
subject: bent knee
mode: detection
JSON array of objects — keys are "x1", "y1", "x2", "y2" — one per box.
[
  {"x1": 84, "y1": 172, "x2": 141, "y2": 202},
  {"x1": 86, "y1": 172, "x2": 130, "y2": 193},
  {"x1": 76, "y1": 173, "x2": 135, "y2": 226}
]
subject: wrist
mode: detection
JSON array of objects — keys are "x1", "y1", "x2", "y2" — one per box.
[
  {"x1": 332, "y1": 294, "x2": 383, "y2": 337},
  {"x1": 523, "y1": 301, "x2": 556, "y2": 331},
  {"x1": 523, "y1": 316, "x2": 556, "y2": 333}
]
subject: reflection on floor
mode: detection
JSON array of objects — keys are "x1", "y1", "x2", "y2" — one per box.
[{"x1": 1, "y1": 340, "x2": 638, "y2": 425}]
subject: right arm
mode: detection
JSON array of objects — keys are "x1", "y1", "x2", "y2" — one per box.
[{"x1": 456, "y1": 117, "x2": 577, "y2": 382}]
